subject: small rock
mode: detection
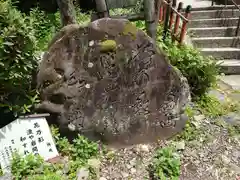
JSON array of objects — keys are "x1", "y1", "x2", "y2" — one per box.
[
  {"x1": 175, "y1": 141, "x2": 185, "y2": 150},
  {"x1": 77, "y1": 167, "x2": 89, "y2": 180},
  {"x1": 126, "y1": 164, "x2": 132, "y2": 169},
  {"x1": 191, "y1": 121, "x2": 201, "y2": 129},
  {"x1": 221, "y1": 155, "x2": 231, "y2": 164},
  {"x1": 199, "y1": 153, "x2": 204, "y2": 158},
  {"x1": 99, "y1": 177, "x2": 107, "y2": 180},
  {"x1": 194, "y1": 115, "x2": 205, "y2": 122},
  {"x1": 138, "y1": 144, "x2": 149, "y2": 153},
  {"x1": 129, "y1": 158, "x2": 136, "y2": 166},
  {"x1": 68, "y1": 123, "x2": 76, "y2": 131},
  {"x1": 232, "y1": 151, "x2": 240, "y2": 159},
  {"x1": 130, "y1": 168, "x2": 137, "y2": 174},
  {"x1": 121, "y1": 172, "x2": 129, "y2": 178}
]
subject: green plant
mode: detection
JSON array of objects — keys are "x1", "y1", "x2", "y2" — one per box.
[
  {"x1": 174, "y1": 106, "x2": 200, "y2": 141},
  {"x1": 196, "y1": 94, "x2": 240, "y2": 118},
  {"x1": 74, "y1": 6, "x2": 90, "y2": 26},
  {"x1": 11, "y1": 153, "x2": 44, "y2": 179},
  {"x1": 72, "y1": 135, "x2": 99, "y2": 161},
  {"x1": 29, "y1": 8, "x2": 61, "y2": 51},
  {"x1": 0, "y1": 0, "x2": 39, "y2": 116},
  {"x1": 11, "y1": 152, "x2": 66, "y2": 180},
  {"x1": 156, "y1": 29, "x2": 219, "y2": 99},
  {"x1": 50, "y1": 126, "x2": 74, "y2": 156},
  {"x1": 51, "y1": 126, "x2": 100, "y2": 161},
  {"x1": 149, "y1": 147, "x2": 181, "y2": 180},
  {"x1": 29, "y1": 173, "x2": 62, "y2": 180}
]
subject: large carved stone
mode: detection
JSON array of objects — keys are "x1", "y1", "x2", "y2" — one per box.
[{"x1": 36, "y1": 18, "x2": 191, "y2": 147}]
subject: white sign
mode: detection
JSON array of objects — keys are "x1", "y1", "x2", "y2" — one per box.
[{"x1": 0, "y1": 115, "x2": 59, "y2": 173}]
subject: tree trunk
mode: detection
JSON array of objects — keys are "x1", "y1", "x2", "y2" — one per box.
[
  {"x1": 56, "y1": 0, "x2": 77, "y2": 27},
  {"x1": 144, "y1": 0, "x2": 157, "y2": 40}
]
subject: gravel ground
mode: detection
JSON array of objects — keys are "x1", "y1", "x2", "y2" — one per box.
[
  {"x1": 98, "y1": 115, "x2": 240, "y2": 180},
  {"x1": 99, "y1": 87, "x2": 240, "y2": 180}
]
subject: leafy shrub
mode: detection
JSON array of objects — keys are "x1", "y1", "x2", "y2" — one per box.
[
  {"x1": 74, "y1": 5, "x2": 90, "y2": 26},
  {"x1": 51, "y1": 126, "x2": 99, "y2": 161},
  {"x1": 29, "y1": 6, "x2": 90, "y2": 52},
  {"x1": 11, "y1": 153, "x2": 44, "y2": 179},
  {"x1": 149, "y1": 147, "x2": 181, "y2": 180},
  {"x1": 11, "y1": 153, "x2": 66, "y2": 180},
  {"x1": 29, "y1": 8, "x2": 61, "y2": 51},
  {"x1": 9, "y1": 127, "x2": 101, "y2": 179},
  {"x1": 157, "y1": 30, "x2": 219, "y2": 99},
  {"x1": 72, "y1": 135, "x2": 99, "y2": 161},
  {"x1": 0, "y1": 0, "x2": 39, "y2": 116},
  {"x1": 135, "y1": 23, "x2": 219, "y2": 98}
]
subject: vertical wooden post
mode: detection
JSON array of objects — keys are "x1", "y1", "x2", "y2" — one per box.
[
  {"x1": 155, "y1": 0, "x2": 162, "y2": 23},
  {"x1": 163, "y1": 0, "x2": 171, "y2": 41},
  {"x1": 95, "y1": 0, "x2": 109, "y2": 18},
  {"x1": 144, "y1": 0, "x2": 157, "y2": 40},
  {"x1": 159, "y1": 5, "x2": 164, "y2": 22},
  {"x1": 173, "y1": 2, "x2": 183, "y2": 42},
  {"x1": 169, "y1": 0, "x2": 177, "y2": 30},
  {"x1": 179, "y1": 5, "x2": 191, "y2": 44},
  {"x1": 162, "y1": 3, "x2": 166, "y2": 22}
]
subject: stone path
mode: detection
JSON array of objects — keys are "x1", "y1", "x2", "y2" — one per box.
[{"x1": 219, "y1": 75, "x2": 240, "y2": 91}]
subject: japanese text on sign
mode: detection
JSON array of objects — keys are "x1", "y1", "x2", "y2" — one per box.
[{"x1": 0, "y1": 116, "x2": 59, "y2": 173}]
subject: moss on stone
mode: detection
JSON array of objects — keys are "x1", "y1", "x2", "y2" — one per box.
[
  {"x1": 99, "y1": 40, "x2": 117, "y2": 52},
  {"x1": 122, "y1": 22, "x2": 138, "y2": 40}
]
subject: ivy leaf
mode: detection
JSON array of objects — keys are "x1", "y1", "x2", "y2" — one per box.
[{"x1": 3, "y1": 41, "x2": 14, "y2": 46}]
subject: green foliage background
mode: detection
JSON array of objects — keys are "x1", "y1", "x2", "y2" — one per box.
[{"x1": 0, "y1": 0, "x2": 38, "y2": 116}]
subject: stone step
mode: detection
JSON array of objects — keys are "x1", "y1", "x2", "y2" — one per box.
[
  {"x1": 217, "y1": 59, "x2": 240, "y2": 74},
  {"x1": 190, "y1": 9, "x2": 240, "y2": 19},
  {"x1": 189, "y1": 18, "x2": 239, "y2": 28},
  {"x1": 188, "y1": 26, "x2": 237, "y2": 37},
  {"x1": 201, "y1": 47, "x2": 240, "y2": 59},
  {"x1": 190, "y1": 5, "x2": 240, "y2": 11},
  {"x1": 219, "y1": 74, "x2": 240, "y2": 90},
  {"x1": 192, "y1": 36, "x2": 240, "y2": 48}
]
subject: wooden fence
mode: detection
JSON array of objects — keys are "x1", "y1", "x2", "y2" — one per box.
[
  {"x1": 159, "y1": 0, "x2": 192, "y2": 44},
  {"x1": 93, "y1": 0, "x2": 192, "y2": 44}
]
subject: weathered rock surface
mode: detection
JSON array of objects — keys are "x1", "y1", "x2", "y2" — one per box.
[{"x1": 36, "y1": 18, "x2": 191, "y2": 147}]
